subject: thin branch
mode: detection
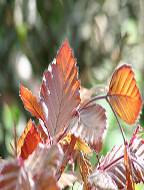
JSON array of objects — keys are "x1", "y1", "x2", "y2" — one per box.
[
  {"x1": 79, "y1": 95, "x2": 107, "y2": 111},
  {"x1": 106, "y1": 97, "x2": 126, "y2": 144}
]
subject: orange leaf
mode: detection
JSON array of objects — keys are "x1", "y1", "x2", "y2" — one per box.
[
  {"x1": 17, "y1": 119, "x2": 41, "y2": 160},
  {"x1": 108, "y1": 64, "x2": 142, "y2": 124},
  {"x1": 40, "y1": 40, "x2": 80, "y2": 138},
  {"x1": 124, "y1": 145, "x2": 135, "y2": 190},
  {"x1": 35, "y1": 175, "x2": 59, "y2": 190},
  {"x1": 60, "y1": 133, "x2": 92, "y2": 154},
  {"x1": 78, "y1": 153, "x2": 92, "y2": 190},
  {"x1": 20, "y1": 84, "x2": 44, "y2": 121}
]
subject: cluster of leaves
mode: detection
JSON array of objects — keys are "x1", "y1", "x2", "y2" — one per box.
[{"x1": 0, "y1": 40, "x2": 144, "y2": 190}]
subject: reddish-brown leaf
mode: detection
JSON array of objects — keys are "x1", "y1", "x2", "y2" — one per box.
[
  {"x1": 70, "y1": 103, "x2": 107, "y2": 153},
  {"x1": 89, "y1": 170, "x2": 118, "y2": 190},
  {"x1": 25, "y1": 143, "x2": 64, "y2": 177},
  {"x1": 0, "y1": 160, "x2": 31, "y2": 190},
  {"x1": 108, "y1": 64, "x2": 142, "y2": 124},
  {"x1": 35, "y1": 174, "x2": 60, "y2": 190},
  {"x1": 20, "y1": 84, "x2": 44, "y2": 121},
  {"x1": 17, "y1": 119, "x2": 41, "y2": 160},
  {"x1": 40, "y1": 40, "x2": 80, "y2": 138},
  {"x1": 89, "y1": 134, "x2": 144, "y2": 189}
]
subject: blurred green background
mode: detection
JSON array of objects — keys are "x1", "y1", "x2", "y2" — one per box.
[{"x1": 0, "y1": 0, "x2": 144, "y2": 188}]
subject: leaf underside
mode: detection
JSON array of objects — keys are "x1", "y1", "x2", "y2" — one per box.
[{"x1": 70, "y1": 103, "x2": 107, "y2": 153}]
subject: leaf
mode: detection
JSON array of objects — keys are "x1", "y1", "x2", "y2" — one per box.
[
  {"x1": 70, "y1": 103, "x2": 107, "y2": 153},
  {"x1": 60, "y1": 133, "x2": 92, "y2": 154},
  {"x1": 78, "y1": 152, "x2": 92, "y2": 190},
  {"x1": 0, "y1": 160, "x2": 31, "y2": 190},
  {"x1": 124, "y1": 145, "x2": 135, "y2": 190},
  {"x1": 108, "y1": 64, "x2": 142, "y2": 124},
  {"x1": 35, "y1": 174, "x2": 60, "y2": 190},
  {"x1": 58, "y1": 172, "x2": 77, "y2": 189},
  {"x1": 40, "y1": 40, "x2": 80, "y2": 138},
  {"x1": 89, "y1": 170, "x2": 118, "y2": 190},
  {"x1": 17, "y1": 119, "x2": 41, "y2": 160},
  {"x1": 37, "y1": 122, "x2": 49, "y2": 143},
  {"x1": 20, "y1": 84, "x2": 44, "y2": 121},
  {"x1": 89, "y1": 134, "x2": 144, "y2": 189},
  {"x1": 25, "y1": 143, "x2": 64, "y2": 177}
]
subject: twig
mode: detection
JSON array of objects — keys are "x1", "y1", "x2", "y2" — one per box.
[
  {"x1": 79, "y1": 95, "x2": 107, "y2": 111},
  {"x1": 106, "y1": 96, "x2": 126, "y2": 144}
]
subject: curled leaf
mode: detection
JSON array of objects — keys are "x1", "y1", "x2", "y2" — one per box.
[{"x1": 108, "y1": 64, "x2": 142, "y2": 124}]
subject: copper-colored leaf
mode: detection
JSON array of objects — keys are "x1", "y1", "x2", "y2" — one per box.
[
  {"x1": 40, "y1": 40, "x2": 80, "y2": 138},
  {"x1": 70, "y1": 103, "x2": 107, "y2": 152},
  {"x1": 35, "y1": 174, "x2": 59, "y2": 190},
  {"x1": 108, "y1": 64, "x2": 142, "y2": 124},
  {"x1": 20, "y1": 84, "x2": 44, "y2": 121},
  {"x1": 37, "y1": 121, "x2": 49, "y2": 143},
  {"x1": 60, "y1": 133, "x2": 92, "y2": 154},
  {"x1": 124, "y1": 145, "x2": 135, "y2": 190},
  {"x1": 17, "y1": 119, "x2": 41, "y2": 160},
  {"x1": 78, "y1": 152, "x2": 92, "y2": 190}
]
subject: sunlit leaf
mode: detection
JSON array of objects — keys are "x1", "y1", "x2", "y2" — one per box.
[
  {"x1": 108, "y1": 64, "x2": 142, "y2": 124},
  {"x1": 40, "y1": 40, "x2": 80, "y2": 138},
  {"x1": 58, "y1": 172, "x2": 77, "y2": 189},
  {"x1": 124, "y1": 145, "x2": 135, "y2": 190},
  {"x1": 37, "y1": 122, "x2": 49, "y2": 143},
  {"x1": 70, "y1": 103, "x2": 107, "y2": 152},
  {"x1": 60, "y1": 133, "x2": 92, "y2": 154},
  {"x1": 78, "y1": 152, "x2": 92, "y2": 190},
  {"x1": 17, "y1": 119, "x2": 41, "y2": 160},
  {"x1": 20, "y1": 84, "x2": 44, "y2": 121}
]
